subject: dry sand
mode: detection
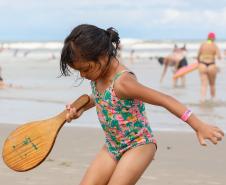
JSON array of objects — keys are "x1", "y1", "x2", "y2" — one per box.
[{"x1": 0, "y1": 124, "x2": 225, "y2": 185}]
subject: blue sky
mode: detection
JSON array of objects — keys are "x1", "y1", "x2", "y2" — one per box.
[{"x1": 1, "y1": 0, "x2": 226, "y2": 41}]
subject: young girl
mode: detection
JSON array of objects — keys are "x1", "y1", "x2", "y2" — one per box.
[{"x1": 60, "y1": 24, "x2": 224, "y2": 185}]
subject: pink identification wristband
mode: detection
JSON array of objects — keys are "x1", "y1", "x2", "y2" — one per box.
[{"x1": 181, "y1": 109, "x2": 192, "y2": 122}]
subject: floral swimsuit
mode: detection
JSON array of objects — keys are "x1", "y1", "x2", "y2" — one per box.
[{"x1": 91, "y1": 70, "x2": 157, "y2": 161}]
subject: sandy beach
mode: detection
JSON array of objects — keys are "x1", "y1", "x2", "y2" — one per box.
[{"x1": 0, "y1": 123, "x2": 225, "y2": 185}]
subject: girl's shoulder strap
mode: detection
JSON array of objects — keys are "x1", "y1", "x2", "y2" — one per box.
[
  {"x1": 90, "y1": 81, "x2": 97, "y2": 94},
  {"x1": 111, "y1": 70, "x2": 135, "y2": 86},
  {"x1": 113, "y1": 70, "x2": 129, "y2": 81}
]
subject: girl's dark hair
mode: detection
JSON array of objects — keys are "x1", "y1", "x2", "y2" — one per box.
[{"x1": 60, "y1": 24, "x2": 120, "y2": 76}]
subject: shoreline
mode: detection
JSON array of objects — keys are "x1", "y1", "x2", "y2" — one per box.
[{"x1": 0, "y1": 123, "x2": 225, "y2": 185}]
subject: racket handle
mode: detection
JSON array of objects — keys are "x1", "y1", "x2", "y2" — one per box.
[
  {"x1": 70, "y1": 94, "x2": 90, "y2": 111},
  {"x1": 57, "y1": 94, "x2": 90, "y2": 122}
]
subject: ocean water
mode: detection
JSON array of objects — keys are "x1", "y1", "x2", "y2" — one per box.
[
  {"x1": 3, "y1": 39, "x2": 226, "y2": 58},
  {"x1": 0, "y1": 41, "x2": 226, "y2": 132}
]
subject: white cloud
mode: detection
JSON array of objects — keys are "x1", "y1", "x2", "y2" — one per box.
[
  {"x1": 1, "y1": 0, "x2": 226, "y2": 40},
  {"x1": 152, "y1": 7, "x2": 226, "y2": 28}
]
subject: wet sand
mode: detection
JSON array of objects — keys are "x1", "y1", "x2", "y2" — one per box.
[{"x1": 0, "y1": 124, "x2": 225, "y2": 185}]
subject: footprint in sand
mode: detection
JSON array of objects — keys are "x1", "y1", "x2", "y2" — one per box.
[
  {"x1": 59, "y1": 161, "x2": 72, "y2": 167},
  {"x1": 46, "y1": 158, "x2": 55, "y2": 162}
]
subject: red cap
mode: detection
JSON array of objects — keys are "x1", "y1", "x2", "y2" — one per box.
[{"x1": 208, "y1": 32, "x2": 215, "y2": 40}]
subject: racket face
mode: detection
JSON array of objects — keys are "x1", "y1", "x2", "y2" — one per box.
[
  {"x1": 2, "y1": 121, "x2": 55, "y2": 172},
  {"x1": 2, "y1": 94, "x2": 90, "y2": 172}
]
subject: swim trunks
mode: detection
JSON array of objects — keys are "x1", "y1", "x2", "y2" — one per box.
[{"x1": 177, "y1": 57, "x2": 188, "y2": 69}]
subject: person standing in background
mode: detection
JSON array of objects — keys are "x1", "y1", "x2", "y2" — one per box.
[
  {"x1": 0, "y1": 66, "x2": 5, "y2": 88},
  {"x1": 159, "y1": 45, "x2": 188, "y2": 87},
  {"x1": 129, "y1": 49, "x2": 135, "y2": 64},
  {"x1": 197, "y1": 32, "x2": 221, "y2": 102}
]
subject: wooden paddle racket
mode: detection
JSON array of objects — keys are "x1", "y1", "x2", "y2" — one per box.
[{"x1": 2, "y1": 94, "x2": 90, "y2": 172}]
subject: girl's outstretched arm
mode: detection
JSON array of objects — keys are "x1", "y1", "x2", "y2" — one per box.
[{"x1": 115, "y1": 73, "x2": 224, "y2": 145}]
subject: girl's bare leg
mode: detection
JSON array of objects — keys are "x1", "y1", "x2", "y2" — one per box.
[
  {"x1": 108, "y1": 143, "x2": 156, "y2": 185},
  {"x1": 79, "y1": 145, "x2": 117, "y2": 185}
]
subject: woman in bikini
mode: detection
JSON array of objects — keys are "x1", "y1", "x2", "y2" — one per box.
[{"x1": 197, "y1": 32, "x2": 221, "y2": 102}]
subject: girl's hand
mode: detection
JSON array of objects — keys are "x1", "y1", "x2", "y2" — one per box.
[
  {"x1": 65, "y1": 103, "x2": 84, "y2": 123},
  {"x1": 196, "y1": 123, "x2": 224, "y2": 146}
]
